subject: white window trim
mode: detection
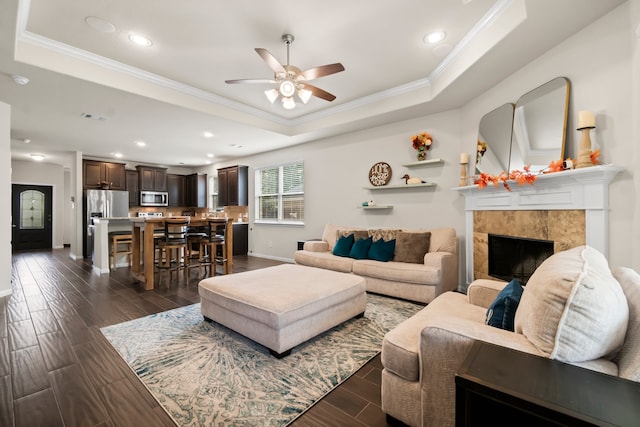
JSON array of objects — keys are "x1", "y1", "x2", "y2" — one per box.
[{"x1": 254, "y1": 161, "x2": 304, "y2": 225}]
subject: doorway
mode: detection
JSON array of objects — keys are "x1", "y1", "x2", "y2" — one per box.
[{"x1": 12, "y1": 184, "x2": 53, "y2": 251}]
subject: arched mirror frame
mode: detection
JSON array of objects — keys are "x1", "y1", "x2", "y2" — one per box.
[
  {"x1": 508, "y1": 77, "x2": 571, "y2": 173},
  {"x1": 473, "y1": 76, "x2": 571, "y2": 178},
  {"x1": 475, "y1": 103, "x2": 515, "y2": 176}
]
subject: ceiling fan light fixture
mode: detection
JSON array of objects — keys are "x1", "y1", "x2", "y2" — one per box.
[
  {"x1": 265, "y1": 89, "x2": 279, "y2": 104},
  {"x1": 282, "y1": 96, "x2": 296, "y2": 110},
  {"x1": 298, "y1": 88, "x2": 312, "y2": 104},
  {"x1": 279, "y1": 80, "x2": 296, "y2": 98}
]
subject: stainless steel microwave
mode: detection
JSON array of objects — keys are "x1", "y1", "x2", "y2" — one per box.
[{"x1": 140, "y1": 191, "x2": 168, "y2": 206}]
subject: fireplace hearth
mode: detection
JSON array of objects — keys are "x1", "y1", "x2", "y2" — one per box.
[{"x1": 488, "y1": 234, "x2": 554, "y2": 284}]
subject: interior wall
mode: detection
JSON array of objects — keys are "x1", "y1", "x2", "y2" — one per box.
[
  {"x1": 460, "y1": 3, "x2": 634, "y2": 270},
  {"x1": 203, "y1": 109, "x2": 466, "y2": 265},
  {"x1": 0, "y1": 102, "x2": 11, "y2": 297},
  {"x1": 11, "y1": 159, "x2": 66, "y2": 249},
  {"x1": 201, "y1": 2, "x2": 636, "y2": 280}
]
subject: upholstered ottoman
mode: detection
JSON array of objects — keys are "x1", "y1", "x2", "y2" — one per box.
[{"x1": 198, "y1": 264, "x2": 367, "y2": 357}]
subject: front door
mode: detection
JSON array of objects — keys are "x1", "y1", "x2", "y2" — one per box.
[{"x1": 11, "y1": 184, "x2": 53, "y2": 251}]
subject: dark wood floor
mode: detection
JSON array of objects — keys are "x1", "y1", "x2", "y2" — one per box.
[{"x1": 1, "y1": 249, "x2": 405, "y2": 427}]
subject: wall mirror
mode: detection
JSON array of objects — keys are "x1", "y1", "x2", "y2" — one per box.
[
  {"x1": 508, "y1": 77, "x2": 570, "y2": 173},
  {"x1": 475, "y1": 103, "x2": 515, "y2": 176}
]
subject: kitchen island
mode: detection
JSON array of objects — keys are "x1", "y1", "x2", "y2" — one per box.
[
  {"x1": 92, "y1": 217, "x2": 132, "y2": 274},
  {"x1": 130, "y1": 216, "x2": 234, "y2": 290}
]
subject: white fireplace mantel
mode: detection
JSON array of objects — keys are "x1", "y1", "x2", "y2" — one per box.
[{"x1": 453, "y1": 164, "x2": 623, "y2": 284}]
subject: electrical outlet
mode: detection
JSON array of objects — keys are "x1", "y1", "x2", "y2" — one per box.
[{"x1": 268, "y1": 241, "x2": 273, "y2": 248}]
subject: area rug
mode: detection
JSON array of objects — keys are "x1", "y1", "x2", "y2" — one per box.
[{"x1": 100, "y1": 293, "x2": 423, "y2": 426}]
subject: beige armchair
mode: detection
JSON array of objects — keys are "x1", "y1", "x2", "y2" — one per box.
[{"x1": 381, "y1": 246, "x2": 640, "y2": 426}]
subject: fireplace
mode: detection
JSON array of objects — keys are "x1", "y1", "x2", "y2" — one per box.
[
  {"x1": 454, "y1": 165, "x2": 623, "y2": 284},
  {"x1": 488, "y1": 234, "x2": 554, "y2": 284}
]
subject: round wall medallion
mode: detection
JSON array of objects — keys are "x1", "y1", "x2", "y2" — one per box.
[{"x1": 369, "y1": 162, "x2": 392, "y2": 186}]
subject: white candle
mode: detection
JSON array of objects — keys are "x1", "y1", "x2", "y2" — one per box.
[
  {"x1": 460, "y1": 152, "x2": 469, "y2": 163},
  {"x1": 578, "y1": 110, "x2": 595, "y2": 129}
]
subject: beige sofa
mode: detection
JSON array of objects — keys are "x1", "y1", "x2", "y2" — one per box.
[
  {"x1": 381, "y1": 246, "x2": 639, "y2": 426},
  {"x1": 294, "y1": 224, "x2": 458, "y2": 304}
]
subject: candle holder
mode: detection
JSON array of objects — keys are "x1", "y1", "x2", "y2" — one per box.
[
  {"x1": 576, "y1": 126, "x2": 595, "y2": 168},
  {"x1": 459, "y1": 161, "x2": 469, "y2": 187}
]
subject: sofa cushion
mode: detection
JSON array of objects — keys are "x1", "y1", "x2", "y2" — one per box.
[
  {"x1": 514, "y1": 246, "x2": 629, "y2": 363},
  {"x1": 612, "y1": 267, "x2": 640, "y2": 382},
  {"x1": 486, "y1": 279, "x2": 523, "y2": 331},
  {"x1": 349, "y1": 236, "x2": 372, "y2": 259},
  {"x1": 294, "y1": 250, "x2": 354, "y2": 273},
  {"x1": 368, "y1": 238, "x2": 396, "y2": 262},
  {"x1": 332, "y1": 234, "x2": 354, "y2": 257},
  {"x1": 394, "y1": 232, "x2": 431, "y2": 264},
  {"x1": 352, "y1": 260, "x2": 441, "y2": 285}
]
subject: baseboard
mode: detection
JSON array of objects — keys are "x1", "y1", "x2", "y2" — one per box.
[
  {"x1": 248, "y1": 253, "x2": 294, "y2": 263},
  {"x1": 0, "y1": 288, "x2": 13, "y2": 297}
]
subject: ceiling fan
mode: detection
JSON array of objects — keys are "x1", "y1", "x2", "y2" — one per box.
[{"x1": 225, "y1": 34, "x2": 345, "y2": 110}]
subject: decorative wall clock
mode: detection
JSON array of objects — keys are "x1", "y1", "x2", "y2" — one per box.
[{"x1": 368, "y1": 162, "x2": 392, "y2": 186}]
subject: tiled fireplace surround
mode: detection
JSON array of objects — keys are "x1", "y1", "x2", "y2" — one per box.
[{"x1": 455, "y1": 165, "x2": 623, "y2": 284}]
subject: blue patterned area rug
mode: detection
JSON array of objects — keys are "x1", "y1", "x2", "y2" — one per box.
[{"x1": 100, "y1": 293, "x2": 423, "y2": 426}]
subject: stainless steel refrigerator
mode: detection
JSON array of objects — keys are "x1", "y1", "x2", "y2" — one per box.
[{"x1": 83, "y1": 189, "x2": 130, "y2": 259}]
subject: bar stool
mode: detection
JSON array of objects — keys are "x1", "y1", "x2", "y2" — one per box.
[
  {"x1": 109, "y1": 231, "x2": 132, "y2": 270},
  {"x1": 156, "y1": 218, "x2": 190, "y2": 280},
  {"x1": 199, "y1": 218, "x2": 230, "y2": 277}
]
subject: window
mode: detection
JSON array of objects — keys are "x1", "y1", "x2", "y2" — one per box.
[{"x1": 255, "y1": 161, "x2": 304, "y2": 224}]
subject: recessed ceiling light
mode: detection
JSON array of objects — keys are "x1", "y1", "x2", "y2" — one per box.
[
  {"x1": 205, "y1": 161, "x2": 211, "y2": 165},
  {"x1": 11, "y1": 75, "x2": 29, "y2": 85},
  {"x1": 203, "y1": 131, "x2": 214, "y2": 138},
  {"x1": 128, "y1": 33, "x2": 152, "y2": 47},
  {"x1": 85, "y1": 16, "x2": 115, "y2": 33},
  {"x1": 207, "y1": 153, "x2": 214, "y2": 158},
  {"x1": 424, "y1": 31, "x2": 446, "y2": 44},
  {"x1": 135, "y1": 140, "x2": 146, "y2": 147},
  {"x1": 112, "y1": 152, "x2": 124, "y2": 158},
  {"x1": 30, "y1": 153, "x2": 45, "y2": 161},
  {"x1": 23, "y1": 138, "x2": 31, "y2": 144}
]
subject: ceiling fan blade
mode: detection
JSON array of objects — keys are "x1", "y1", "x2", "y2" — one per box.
[
  {"x1": 302, "y1": 83, "x2": 337, "y2": 102},
  {"x1": 255, "y1": 48, "x2": 286, "y2": 74},
  {"x1": 300, "y1": 63, "x2": 345, "y2": 81},
  {"x1": 225, "y1": 79, "x2": 277, "y2": 84}
]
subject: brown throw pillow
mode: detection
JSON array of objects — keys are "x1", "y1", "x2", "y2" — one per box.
[{"x1": 394, "y1": 232, "x2": 431, "y2": 264}]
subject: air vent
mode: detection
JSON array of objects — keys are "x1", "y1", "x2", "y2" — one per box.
[{"x1": 81, "y1": 113, "x2": 106, "y2": 121}]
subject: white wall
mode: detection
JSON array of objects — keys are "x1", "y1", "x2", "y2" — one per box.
[
  {"x1": 0, "y1": 102, "x2": 11, "y2": 297},
  {"x1": 11, "y1": 159, "x2": 66, "y2": 249},
  {"x1": 202, "y1": 2, "x2": 638, "y2": 281}
]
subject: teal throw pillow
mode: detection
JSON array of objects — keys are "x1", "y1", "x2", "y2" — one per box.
[
  {"x1": 368, "y1": 239, "x2": 396, "y2": 262},
  {"x1": 349, "y1": 236, "x2": 373, "y2": 260},
  {"x1": 486, "y1": 278, "x2": 524, "y2": 331},
  {"x1": 333, "y1": 234, "x2": 355, "y2": 257}
]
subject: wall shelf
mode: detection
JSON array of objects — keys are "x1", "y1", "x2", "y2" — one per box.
[
  {"x1": 364, "y1": 183, "x2": 436, "y2": 190},
  {"x1": 360, "y1": 205, "x2": 393, "y2": 210},
  {"x1": 402, "y1": 158, "x2": 444, "y2": 167}
]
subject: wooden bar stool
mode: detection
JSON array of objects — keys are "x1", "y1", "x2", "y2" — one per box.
[
  {"x1": 109, "y1": 231, "x2": 132, "y2": 270},
  {"x1": 156, "y1": 218, "x2": 190, "y2": 281},
  {"x1": 199, "y1": 218, "x2": 230, "y2": 277}
]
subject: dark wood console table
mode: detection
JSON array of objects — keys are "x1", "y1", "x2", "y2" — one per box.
[{"x1": 455, "y1": 341, "x2": 640, "y2": 426}]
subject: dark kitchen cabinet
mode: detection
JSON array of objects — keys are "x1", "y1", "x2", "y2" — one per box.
[
  {"x1": 167, "y1": 174, "x2": 186, "y2": 207},
  {"x1": 125, "y1": 170, "x2": 139, "y2": 206},
  {"x1": 83, "y1": 160, "x2": 126, "y2": 190},
  {"x1": 136, "y1": 166, "x2": 168, "y2": 192},
  {"x1": 218, "y1": 165, "x2": 248, "y2": 206},
  {"x1": 232, "y1": 223, "x2": 248, "y2": 256},
  {"x1": 186, "y1": 173, "x2": 207, "y2": 208}
]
